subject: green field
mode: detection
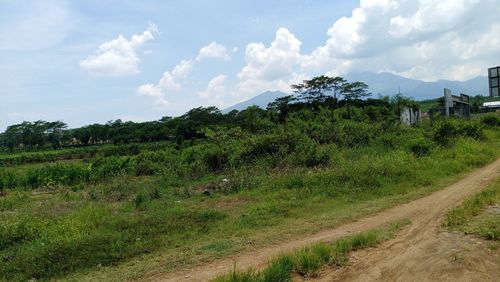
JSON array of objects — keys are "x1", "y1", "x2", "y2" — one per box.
[{"x1": 1, "y1": 104, "x2": 500, "y2": 281}]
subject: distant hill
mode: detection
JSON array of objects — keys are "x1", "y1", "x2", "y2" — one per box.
[
  {"x1": 345, "y1": 72, "x2": 488, "y2": 100},
  {"x1": 223, "y1": 72, "x2": 489, "y2": 112},
  {"x1": 223, "y1": 91, "x2": 288, "y2": 112}
]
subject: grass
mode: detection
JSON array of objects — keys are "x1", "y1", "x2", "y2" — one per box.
[
  {"x1": 0, "y1": 129, "x2": 498, "y2": 281},
  {"x1": 212, "y1": 219, "x2": 411, "y2": 281},
  {"x1": 444, "y1": 177, "x2": 500, "y2": 240}
]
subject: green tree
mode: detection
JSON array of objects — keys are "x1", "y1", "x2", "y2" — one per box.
[
  {"x1": 267, "y1": 95, "x2": 297, "y2": 123},
  {"x1": 292, "y1": 75, "x2": 345, "y2": 103},
  {"x1": 342, "y1": 81, "x2": 371, "y2": 101}
]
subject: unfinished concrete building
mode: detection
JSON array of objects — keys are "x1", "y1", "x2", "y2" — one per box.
[
  {"x1": 400, "y1": 107, "x2": 421, "y2": 125},
  {"x1": 430, "y1": 88, "x2": 471, "y2": 118}
]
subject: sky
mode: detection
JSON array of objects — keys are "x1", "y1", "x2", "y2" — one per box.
[{"x1": 1, "y1": 0, "x2": 499, "y2": 130}]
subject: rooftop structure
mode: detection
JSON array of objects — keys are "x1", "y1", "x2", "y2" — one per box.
[{"x1": 482, "y1": 101, "x2": 500, "y2": 111}]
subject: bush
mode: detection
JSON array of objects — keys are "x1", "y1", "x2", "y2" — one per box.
[
  {"x1": 292, "y1": 140, "x2": 331, "y2": 167},
  {"x1": 458, "y1": 122, "x2": 484, "y2": 140},
  {"x1": 91, "y1": 156, "x2": 132, "y2": 179},
  {"x1": 407, "y1": 137, "x2": 433, "y2": 158},
  {"x1": 432, "y1": 119, "x2": 484, "y2": 145},
  {"x1": 480, "y1": 114, "x2": 500, "y2": 126},
  {"x1": 334, "y1": 120, "x2": 376, "y2": 147},
  {"x1": 239, "y1": 129, "x2": 305, "y2": 162}
]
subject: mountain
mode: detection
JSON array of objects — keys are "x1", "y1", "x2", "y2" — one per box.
[
  {"x1": 223, "y1": 72, "x2": 489, "y2": 112},
  {"x1": 345, "y1": 72, "x2": 488, "y2": 100},
  {"x1": 223, "y1": 91, "x2": 288, "y2": 112}
]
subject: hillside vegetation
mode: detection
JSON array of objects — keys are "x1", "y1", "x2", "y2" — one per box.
[{"x1": 1, "y1": 76, "x2": 500, "y2": 281}]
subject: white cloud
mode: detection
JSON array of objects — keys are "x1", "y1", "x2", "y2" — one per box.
[
  {"x1": 302, "y1": 0, "x2": 500, "y2": 81},
  {"x1": 199, "y1": 74, "x2": 227, "y2": 99},
  {"x1": 79, "y1": 23, "x2": 158, "y2": 76},
  {"x1": 140, "y1": 0, "x2": 500, "y2": 111},
  {"x1": 237, "y1": 28, "x2": 303, "y2": 95},
  {"x1": 196, "y1": 42, "x2": 231, "y2": 61},
  {"x1": 137, "y1": 84, "x2": 169, "y2": 106},
  {"x1": 138, "y1": 42, "x2": 230, "y2": 106}
]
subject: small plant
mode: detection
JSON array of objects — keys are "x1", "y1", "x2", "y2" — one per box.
[
  {"x1": 311, "y1": 242, "x2": 333, "y2": 264},
  {"x1": 407, "y1": 137, "x2": 433, "y2": 158},
  {"x1": 132, "y1": 192, "x2": 148, "y2": 209},
  {"x1": 262, "y1": 255, "x2": 294, "y2": 282},
  {"x1": 149, "y1": 187, "x2": 161, "y2": 200},
  {"x1": 89, "y1": 189, "x2": 101, "y2": 201},
  {"x1": 212, "y1": 264, "x2": 258, "y2": 282},
  {"x1": 293, "y1": 247, "x2": 322, "y2": 277}
]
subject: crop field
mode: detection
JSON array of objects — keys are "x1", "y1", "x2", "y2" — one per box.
[{"x1": 1, "y1": 106, "x2": 500, "y2": 281}]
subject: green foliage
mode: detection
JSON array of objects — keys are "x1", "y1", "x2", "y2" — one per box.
[
  {"x1": 213, "y1": 266, "x2": 258, "y2": 282},
  {"x1": 480, "y1": 114, "x2": 500, "y2": 127},
  {"x1": 261, "y1": 255, "x2": 294, "y2": 282},
  {"x1": 293, "y1": 247, "x2": 323, "y2": 277},
  {"x1": 432, "y1": 119, "x2": 484, "y2": 145},
  {"x1": 132, "y1": 192, "x2": 149, "y2": 209},
  {"x1": 407, "y1": 137, "x2": 434, "y2": 158}
]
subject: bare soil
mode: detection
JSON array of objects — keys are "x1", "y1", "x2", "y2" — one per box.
[{"x1": 150, "y1": 158, "x2": 500, "y2": 282}]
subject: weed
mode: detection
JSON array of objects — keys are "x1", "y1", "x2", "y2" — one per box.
[
  {"x1": 132, "y1": 192, "x2": 149, "y2": 209},
  {"x1": 262, "y1": 255, "x2": 294, "y2": 282},
  {"x1": 149, "y1": 187, "x2": 162, "y2": 200},
  {"x1": 294, "y1": 247, "x2": 322, "y2": 277},
  {"x1": 212, "y1": 265, "x2": 258, "y2": 282}
]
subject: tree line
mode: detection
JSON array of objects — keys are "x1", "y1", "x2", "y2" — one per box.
[{"x1": 0, "y1": 76, "x2": 409, "y2": 152}]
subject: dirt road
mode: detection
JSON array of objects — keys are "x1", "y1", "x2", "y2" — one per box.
[{"x1": 151, "y1": 158, "x2": 500, "y2": 282}]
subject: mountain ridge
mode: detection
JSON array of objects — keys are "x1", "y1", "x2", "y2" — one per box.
[{"x1": 223, "y1": 72, "x2": 489, "y2": 112}]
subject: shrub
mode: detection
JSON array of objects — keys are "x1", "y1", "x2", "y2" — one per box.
[
  {"x1": 292, "y1": 140, "x2": 331, "y2": 167},
  {"x1": 91, "y1": 156, "x2": 132, "y2": 179},
  {"x1": 407, "y1": 137, "x2": 433, "y2": 158},
  {"x1": 432, "y1": 119, "x2": 484, "y2": 145},
  {"x1": 334, "y1": 120, "x2": 376, "y2": 147},
  {"x1": 432, "y1": 119, "x2": 459, "y2": 145},
  {"x1": 458, "y1": 122, "x2": 484, "y2": 140},
  {"x1": 480, "y1": 114, "x2": 500, "y2": 126}
]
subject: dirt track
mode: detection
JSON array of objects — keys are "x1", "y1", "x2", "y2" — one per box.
[{"x1": 151, "y1": 158, "x2": 500, "y2": 282}]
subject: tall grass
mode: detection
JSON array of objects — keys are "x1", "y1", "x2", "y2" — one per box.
[
  {"x1": 443, "y1": 180, "x2": 499, "y2": 226},
  {"x1": 213, "y1": 219, "x2": 411, "y2": 281},
  {"x1": 443, "y1": 178, "x2": 500, "y2": 240}
]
